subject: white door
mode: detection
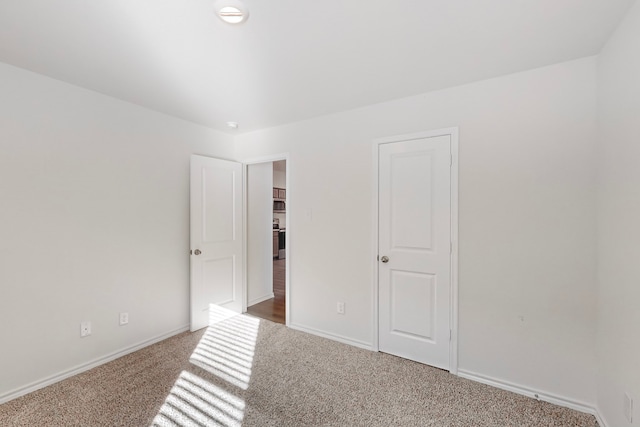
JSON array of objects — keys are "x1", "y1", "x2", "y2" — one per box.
[
  {"x1": 190, "y1": 155, "x2": 243, "y2": 331},
  {"x1": 378, "y1": 134, "x2": 451, "y2": 370}
]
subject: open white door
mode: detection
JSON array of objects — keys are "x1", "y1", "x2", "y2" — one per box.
[
  {"x1": 190, "y1": 155, "x2": 243, "y2": 331},
  {"x1": 378, "y1": 133, "x2": 452, "y2": 370}
]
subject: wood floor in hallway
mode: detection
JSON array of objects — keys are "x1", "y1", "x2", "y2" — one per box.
[{"x1": 246, "y1": 258, "x2": 285, "y2": 324}]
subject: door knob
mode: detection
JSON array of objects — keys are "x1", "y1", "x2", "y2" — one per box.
[
  {"x1": 194, "y1": 249, "x2": 202, "y2": 255},
  {"x1": 380, "y1": 256, "x2": 389, "y2": 263}
]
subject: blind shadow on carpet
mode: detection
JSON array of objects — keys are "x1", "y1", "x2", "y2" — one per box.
[{"x1": 153, "y1": 305, "x2": 258, "y2": 426}]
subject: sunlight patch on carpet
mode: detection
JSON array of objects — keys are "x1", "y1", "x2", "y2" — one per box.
[
  {"x1": 152, "y1": 305, "x2": 260, "y2": 426},
  {"x1": 188, "y1": 305, "x2": 260, "y2": 390},
  {"x1": 151, "y1": 370, "x2": 245, "y2": 427}
]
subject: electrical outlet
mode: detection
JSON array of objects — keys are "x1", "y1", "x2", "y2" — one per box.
[
  {"x1": 624, "y1": 392, "x2": 633, "y2": 423},
  {"x1": 119, "y1": 312, "x2": 129, "y2": 326},
  {"x1": 80, "y1": 321, "x2": 91, "y2": 337},
  {"x1": 337, "y1": 302, "x2": 345, "y2": 315}
]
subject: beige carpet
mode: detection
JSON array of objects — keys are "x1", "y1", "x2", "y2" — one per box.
[{"x1": 0, "y1": 312, "x2": 597, "y2": 426}]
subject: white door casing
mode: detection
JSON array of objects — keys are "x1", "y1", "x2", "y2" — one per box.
[
  {"x1": 377, "y1": 131, "x2": 454, "y2": 370},
  {"x1": 190, "y1": 155, "x2": 243, "y2": 331}
]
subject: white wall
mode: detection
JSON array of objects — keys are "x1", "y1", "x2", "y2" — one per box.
[
  {"x1": 247, "y1": 162, "x2": 274, "y2": 306},
  {"x1": 0, "y1": 62, "x2": 234, "y2": 400},
  {"x1": 236, "y1": 57, "x2": 598, "y2": 405},
  {"x1": 596, "y1": 2, "x2": 640, "y2": 425}
]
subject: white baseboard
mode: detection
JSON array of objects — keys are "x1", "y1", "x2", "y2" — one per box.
[
  {"x1": 288, "y1": 322, "x2": 372, "y2": 351},
  {"x1": 457, "y1": 369, "x2": 598, "y2": 420},
  {"x1": 248, "y1": 293, "x2": 275, "y2": 307},
  {"x1": 593, "y1": 408, "x2": 609, "y2": 427},
  {"x1": 0, "y1": 325, "x2": 190, "y2": 405}
]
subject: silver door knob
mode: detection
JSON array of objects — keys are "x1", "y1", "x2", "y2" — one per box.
[
  {"x1": 381, "y1": 256, "x2": 389, "y2": 263},
  {"x1": 194, "y1": 249, "x2": 202, "y2": 255}
]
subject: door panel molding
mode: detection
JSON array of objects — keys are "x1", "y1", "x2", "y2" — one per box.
[{"x1": 371, "y1": 127, "x2": 458, "y2": 374}]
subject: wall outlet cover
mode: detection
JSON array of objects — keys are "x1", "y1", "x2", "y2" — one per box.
[
  {"x1": 119, "y1": 312, "x2": 129, "y2": 326},
  {"x1": 80, "y1": 321, "x2": 91, "y2": 337}
]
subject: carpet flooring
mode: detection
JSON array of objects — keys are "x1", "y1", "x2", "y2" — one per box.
[{"x1": 0, "y1": 312, "x2": 597, "y2": 426}]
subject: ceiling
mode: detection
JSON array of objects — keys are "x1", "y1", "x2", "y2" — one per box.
[{"x1": 0, "y1": 0, "x2": 634, "y2": 134}]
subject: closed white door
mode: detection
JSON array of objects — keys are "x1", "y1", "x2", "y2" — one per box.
[
  {"x1": 378, "y1": 134, "x2": 451, "y2": 370},
  {"x1": 190, "y1": 155, "x2": 243, "y2": 331}
]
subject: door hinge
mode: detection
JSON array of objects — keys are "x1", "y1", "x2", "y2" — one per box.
[
  {"x1": 190, "y1": 249, "x2": 193, "y2": 255},
  {"x1": 450, "y1": 329, "x2": 452, "y2": 341},
  {"x1": 450, "y1": 242, "x2": 452, "y2": 254},
  {"x1": 377, "y1": 255, "x2": 379, "y2": 261}
]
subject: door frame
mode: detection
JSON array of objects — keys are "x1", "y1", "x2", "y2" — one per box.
[
  {"x1": 242, "y1": 153, "x2": 291, "y2": 326},
  {"x1": 371, "y1": 127, "x2": 459, "y2": 374}
]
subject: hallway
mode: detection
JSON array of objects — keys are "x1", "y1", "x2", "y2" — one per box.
[{"x1": 246, "y1": 259, "x2": 285, "y2": 324}]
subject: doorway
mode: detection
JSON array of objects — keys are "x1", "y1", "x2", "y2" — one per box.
[
  {"x1": 245, "y1": 158, "x2": 289, "y2": 325},
  {"x1": 373, "y1": 128, "x2": 458, "y2": 373}
]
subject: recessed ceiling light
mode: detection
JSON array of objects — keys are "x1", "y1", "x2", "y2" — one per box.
[
  {"x1": 226, "y1": 121, "x2": 239, "y2": 129},
  {"x1": 214, "y1": 1, "x2": 249, "y2": 25}
]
